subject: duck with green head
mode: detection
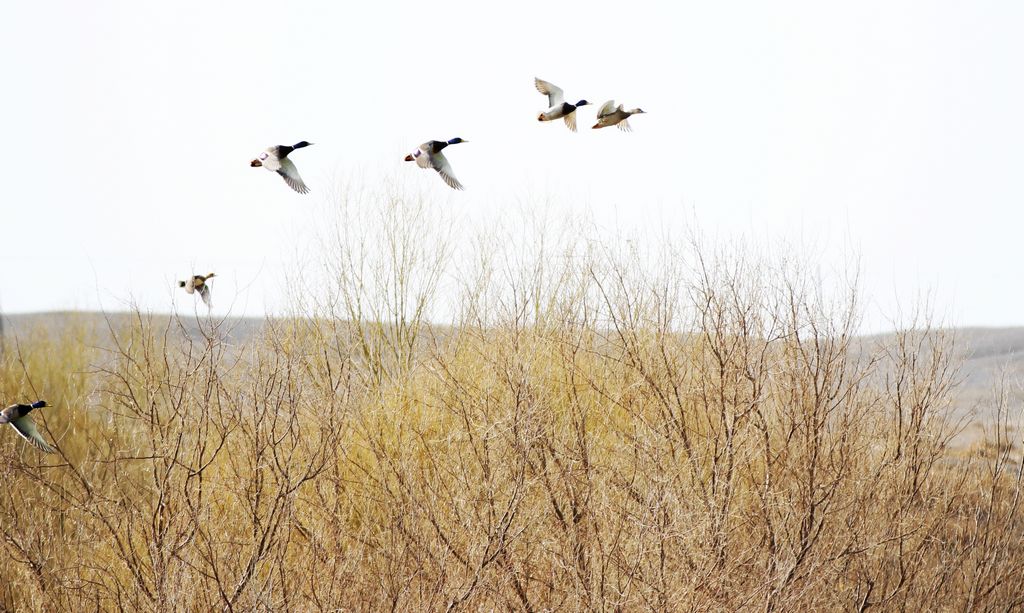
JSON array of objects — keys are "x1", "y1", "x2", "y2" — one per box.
[
  {"x1": 404, "y1": 138, "x2": 468, "y2": 190},
  {"x1": 1, "y1": 400, "x2": 56, "y2": 453},
  {"x1": 250, "y1": 141, "x2": 314, "y2": 194},
  {"x1": 535, "y1": 78, "x2": 591, "y2": 132}
]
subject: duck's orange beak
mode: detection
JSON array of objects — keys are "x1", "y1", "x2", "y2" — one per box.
[{"x1": 250, "y1": 159, "x2": 262, "y2": 167}]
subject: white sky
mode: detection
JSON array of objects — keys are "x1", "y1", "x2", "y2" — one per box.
[{"x1": 2, "y1": 1, "x2": 1022, "y2": 332}]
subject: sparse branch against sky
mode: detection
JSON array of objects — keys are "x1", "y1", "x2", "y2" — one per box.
[{"x1": 2, "y1": 1, "x2": 1022, "y2": 331}]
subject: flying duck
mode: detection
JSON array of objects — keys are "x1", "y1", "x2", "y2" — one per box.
[
  {"x1": 179, "y1": 273, "x2": 215, "y2": 308},
  {"x1": 593, "y1": 101, "x2": 646, "y2": 131},
  {"x1": 1, "y1": 401, "x2": 56, "y2": 453},
  {"x1": 404, "y1": 138, "x2": 468, "y2": 190},
  {"x1": 250, "y1": 141, "x2": 313, "y2": 194},
  {"x1": 535, "y1": 78, "x2": 590, "y2": 132}
]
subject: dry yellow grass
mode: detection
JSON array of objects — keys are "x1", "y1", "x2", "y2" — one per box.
[{"x1": 1, "y1": 193, "x2": 1022, "y2": 611}]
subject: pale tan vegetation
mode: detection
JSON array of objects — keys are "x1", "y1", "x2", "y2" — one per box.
[{"x1": 2, "y1": 190, "x2": 1023, "y2": 611}]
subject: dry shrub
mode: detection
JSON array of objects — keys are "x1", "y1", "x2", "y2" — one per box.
[{"x1": 1, "y1": 190, "x2": 1022, "y2": 611}]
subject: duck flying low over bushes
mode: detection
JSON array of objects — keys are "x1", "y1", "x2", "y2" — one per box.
[
  {"x1": 535, "y1": 78, "x2": 590, "y2": 132},
  {"x1": 404, "y1": 138, "x2": 468, "y2": 190},
  {"x1": 1, "y1": 401, "x2": 56, "y2": 453},
  {"x1": 179, "y1": 273, "x2": 215, "y2": 308},
  {"x1": 593, "y1": 100, "x2": 646, "y2": 131},
  {"x1": 250, "y1": 141, "x2": 313, "y2": 194}
]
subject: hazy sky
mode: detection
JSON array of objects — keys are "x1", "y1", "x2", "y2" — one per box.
[{"x1": 2, "y1": 1, "x2": 1022, "y2": 331}]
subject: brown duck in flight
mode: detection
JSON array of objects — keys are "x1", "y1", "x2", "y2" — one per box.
[{"x1": 179, "y1": 273, "x2": 215, "y2": 308}]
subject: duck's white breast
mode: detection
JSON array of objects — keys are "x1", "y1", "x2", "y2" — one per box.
[{"x1": 539, "y1": 106, "x2": 567, "y2": 121}]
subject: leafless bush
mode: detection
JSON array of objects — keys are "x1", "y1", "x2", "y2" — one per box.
[{"x1": 1, "y1": 191, "x2": 1022, "y2": 611}]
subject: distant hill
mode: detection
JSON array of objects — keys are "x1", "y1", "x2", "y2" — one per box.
[
  {"x1": 0, "y1": 311, "x2": 266, "y2": 348},
  {"x1": 3, "y1": 312, "x2": 1022, "y2": 430},
  {"x1": 941, "y1": 327, "x2": 1024, "y2": 429}
]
